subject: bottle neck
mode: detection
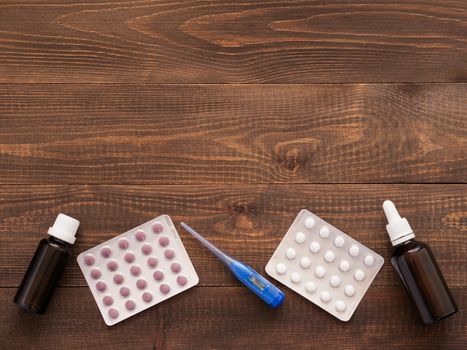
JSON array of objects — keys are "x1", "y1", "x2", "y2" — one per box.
[
  {"x1": 391, "y1": 231, "x2": 415, "y2": 246},
  {"x1": 48, "y1": 235, "x2": 72, "y2": 248},
  {"x1": 394, "y1": 237, "x2": 416, "y2": 248}
]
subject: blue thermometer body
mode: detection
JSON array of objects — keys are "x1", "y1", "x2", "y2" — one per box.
[{"x1": 180, "y1": 222, "x2": 285, "y2": 308}]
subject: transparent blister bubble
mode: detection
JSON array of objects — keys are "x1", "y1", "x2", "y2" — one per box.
[{"x1": 265, "y1": 209, "x2": 384, "y2": 321}]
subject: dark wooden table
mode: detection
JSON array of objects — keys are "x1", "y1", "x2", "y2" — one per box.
[{"x1": 0, "y1": 1, "x2": 466, "y2": 349}]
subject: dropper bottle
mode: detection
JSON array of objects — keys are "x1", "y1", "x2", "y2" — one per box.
[
  {"x1": 14, "y1": 213, "x2": 80, "y2": 314},
  {"x1": 383, "y1": 200, "x2": 457, "y2": 325}
]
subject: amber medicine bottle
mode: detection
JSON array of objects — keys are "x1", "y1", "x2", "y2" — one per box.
[
  {"x1": 383, "y1": 200, "x2": 457, "y2": 325},
  {"x1": 14, "y1": 214, "x2": 80, "y2": 314}
]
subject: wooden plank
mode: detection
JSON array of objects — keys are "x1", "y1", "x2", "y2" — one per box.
[
  {"x1": 0, "y1": 1, "x2": 466, "y2": 83},
  {"x1": 0, "y1": 287, "x2": 164, "y2": 349},
  {"x1": 161, "y1": 286, "x2": 466, "y2": 349},
  {"x1": 0, "y1": 286, "x2": 465, "y2": 349},
  {"x1": 0, "y1": 84, "x2": 465, "y2": 184},
  {"x1": 1, "y1": 185, "x2": 465, "y2": 288}
]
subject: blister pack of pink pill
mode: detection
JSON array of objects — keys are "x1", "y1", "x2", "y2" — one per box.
[{"x1": 77, "y1": 215, "x2": 199, "y2": 325}]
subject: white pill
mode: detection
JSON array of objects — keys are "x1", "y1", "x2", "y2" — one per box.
[
  {"x1": 344, "y1": 284, "x2": 356, "y2": 297},
  {"x1": 354, "y1": 269, "x2": 365, "y2": 281},
  {"x1": 335, "y1": 300, "x2": 346, "y2": 312},
  {"x1": 319, "y1": 226, "x2": 330, "y2": 238},
  {"x1": 305, "y1": 282, "x2": 316, "y2": 293},
  {"x1": 295, "y1": 232, "x2": 306, "y2": 244},
  {"x1": 364, "y1": 254, "x2": 375, "y2": 266},
  {"x1": 329, "y1": 275, "x2": 341, "y2": 288},
  {"x1": 276, "y1": 263, "x2": 287, "y2": 275},
  {"x1": 324, "y1": 250, "x2": 335, "y2": 263},
  {"x1": 315, "y1": 265, "x2": 326, "y2": 278},
  {"x1": 300, "y1": 257, "x2": 311, "y2": 269},
  {"x1": 334, "y1": 235, "x2": 345, "y2": 247},
  {"x1": 291, "y1": 272, "x2": 302, "y2": 284},
  {"x1": 339, "y1": 259, "x2": 350, "y2": 272},
  {"x1": 349, "y1": 244, "x2": 360, "y2": 257},
  {"x1": 286, "y1": 248, "x2": 296, "y2": 260},
  {"x1": 304, "y1": 216, "x2": 315, "y2": 229},
  {"x1": 309, "y1": 241, "x2": 320, "y2": 254},
  {"x1": 320, "y1": 291, "x2": 331, "y2": 303}
]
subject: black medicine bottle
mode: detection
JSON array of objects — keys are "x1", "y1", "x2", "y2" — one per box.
[
  {"x1": 14, "y1": 214, "x2": 80, "y2": 314},
  {"x1": 383, "y1": 201, "x2": 458, "y2": 325}
]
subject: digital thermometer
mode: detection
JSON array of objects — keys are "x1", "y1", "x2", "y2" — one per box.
[{"x1": 181, "y1": 222, "x2": 285, "y2": 308}]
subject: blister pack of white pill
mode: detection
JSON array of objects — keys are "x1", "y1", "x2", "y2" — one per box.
[
  {"x1": 265, "y1": 209, "x2": 383, "y2": 321},
  {"x1": 77, "y1": 215, "x2": 199, "y2": 326}
]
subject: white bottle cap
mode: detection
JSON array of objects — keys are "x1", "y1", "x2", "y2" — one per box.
[
  {"x1": 382, "y1": 200, "x2": 414, "y2": 246},
  {"x1": 47, "y1": 213, "x2": 80, "y2": 244}
]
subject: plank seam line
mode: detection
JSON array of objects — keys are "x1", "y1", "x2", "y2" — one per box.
[
  {"x1": 0, "y1": 284, "x2": 442, "y2": 289},
  {"x1": 0, "y1": 82, "x2": 466, "y2": 86},
  {"x1": 0, "y1": 182, "x2": 465, "y2": 186}
]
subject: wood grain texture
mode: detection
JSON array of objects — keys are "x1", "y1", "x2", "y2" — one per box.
[
  {"x1": 0, "y1": 286, "x2": 465, "y2": 349},
  {"x1": 1, "y1": 0, "x2": 466, "y2": 348},
  {"x1": 1, "y1": 185, "x2": 465, "y2": 288},
  {"x1": 0, "y1": 0, "x2": 466, "y2": 83},
  {"x1": 0, "y1": 287, "x2": 164, "y2": 349},
  {"x1": 1, "y1": 83, "x2": 466, "y2": 184}
]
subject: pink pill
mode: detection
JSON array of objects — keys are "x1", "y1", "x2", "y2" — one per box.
[
  {"x1": 141, "y1": 244, "x2": 152, "y2": 255},
  {"x1": 107, "y1": 260, "x2": 118, "y2": 271},
  {"x1": 130, "y1": 265, "x2": 141, "y2": 276},
  {"x1": 120, "y1": 286, "x2": 130, "y2": 297},
  {"x1": 118, "y1": 238, "x2": 129, "y2": 250},
  {"x1": 125, "y1": 300, "x2": 136, "y2": 311},
  {"x1": 136, "y1": 279, "x2": 147, "y2": 290},
  {"x1": 90, "y1": 268, "x2": 101, "y2": 280},
  {"x1": 103, "y1": 296, "x2": 113, "y2": 306},
  {"x1": 159, "y1": 283, "x2": 170, "y2": 294},
  {"x1": 124, "y1": 252, "x2": 135, "y2": 263},
  {"x1": 177, "y1": 275, "x2": 188, "y2": 286},
  {"x1": 171, "y1": 262, "x2": 182, "y2": 273},
  {"x1": 159, "y1": 236, "x2": 170, "y2": 247},
  {"x1": 100, "y1": 246, "x2": 112, "y2": 258},
  {"x1": 135, "y1": 230, "x2": 146, "y2": 242},
  {"x1": 153, "y1": 270, "x2": 164, "y2": 281},
  {"x1": 84, "y1": 254, "x2": 95, "y2": 266},
  {"x1": 142, "y1": 292, "x2": 153, "y2": 303},
  {"x1": 152, "y1": 222, "x2": 164, "y2": 234},
  {"x1": 147, "y1": 257, "x2": 158, "y2": 268},
  {"x1": 96, "y1": 281, "x2": 107, "y2": 292},
  {"x1": 164, "y1": 249, "x2": 175, "y2": 260},
  {"x1": 108, "y1": 308, "x2": 119, "y2": 319},
  {"x1": 113, "y1": 274, "x2": 124, "y2": 285}
]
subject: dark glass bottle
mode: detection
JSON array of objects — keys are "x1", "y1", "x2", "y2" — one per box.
[
  {"x1": 383, "y1": 200, "x2": 457, "y2": 325},
  {"x1": 14, "y1": 214, "x2": 80, "y2": 314},
  {"x1": 391, "y1": 239, "x2": 458, "y2": 325}
]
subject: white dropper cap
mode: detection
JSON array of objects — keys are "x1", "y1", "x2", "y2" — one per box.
[
  {"x1": 47, "y1": 213, "x2": 80, "y2": 244},
  {"x1": 382, "y1": 200, "x2": 415, "y2": 246}
]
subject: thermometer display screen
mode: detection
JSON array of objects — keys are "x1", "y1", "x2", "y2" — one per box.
[{"x1": 248, "y1": 276, "x2": 266, "y2": 291}]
